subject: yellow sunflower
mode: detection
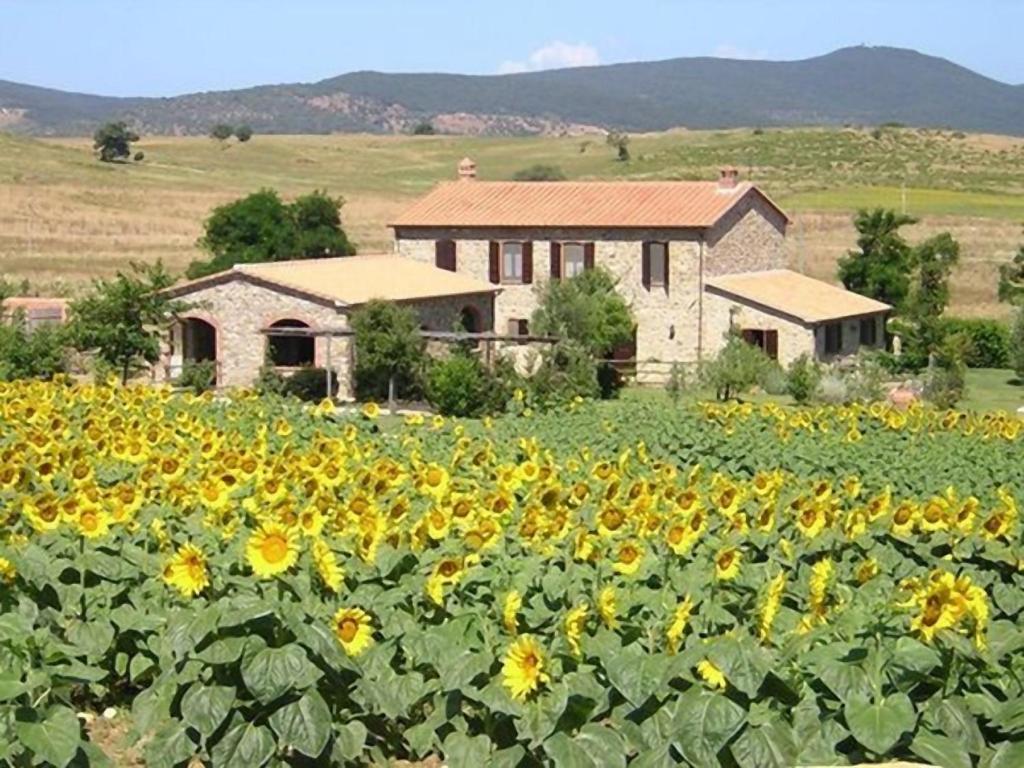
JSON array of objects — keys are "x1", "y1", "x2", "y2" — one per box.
[
  {"x1": 564, "y1": 603, "x2": 589, "y2": 657},
  {"x1": 597, "y1": 586, "x2": 618, "y2": 629},
  {"x1": 501, "y1": 635, "x2": 550, "y2": 702},
  {"x1": 312, "y1": 539, "x2": 344, "y2": 593},
  {"x1": 163, "y1": 542, "x2": 210, "y2": 598},
  {"x1": 697, "y1": 659, "x2": 727, "y2": 691},
  {"x1": 612, "y1": 541, "x2": 644, "y2": 575},
  {"x1": 666, "y1": 595, "x2": 694, "y2": 655},
  {"x1": 714, "y1": 546, "x2": 741, "y2": 581},
  {"x1": 245, "y1": 522, "x2": 300, "y2": 578},
  {"x1": 503, "y1": 590, "x2": 522, "y2": 635},
  {"x1": 0, "y1": 557, "x2": 16, "y2": 585},
  {"x1": 332, "y1": 607, "x2": 375, "y2": 656}
]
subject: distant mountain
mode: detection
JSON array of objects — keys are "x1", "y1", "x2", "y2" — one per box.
[{"x1": 2, "y1": 46, "x2": 1023, "y2": 137}]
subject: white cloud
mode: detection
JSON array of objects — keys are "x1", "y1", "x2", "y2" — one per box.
[
  {"x1": 498, "y1": 41, "x2": 601, "y2": 75},
  {"x1": 712, "y1": 44, "x2": 768, "y2": 61}
]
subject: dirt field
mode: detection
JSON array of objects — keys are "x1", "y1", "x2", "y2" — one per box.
[{"x1": 0, "y1": 127, "x2": 1021, "y2": 317}]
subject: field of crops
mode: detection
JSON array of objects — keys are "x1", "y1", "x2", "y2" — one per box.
[{"x1": 1, "y1": 380, "x2": 1023, "y2": 767}]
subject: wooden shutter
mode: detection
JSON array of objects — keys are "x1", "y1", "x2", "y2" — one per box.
[
  {"x1": 550, "y1": 242, "x2": 562, "y2": 279},
  {"x1": 765, "y1": 330, "x2": 779, "y2": 360},
  {"x1": 522, "y1": 242, "x2": 534, "y2": 284},
  {"x1": 641, "y1": 242, "x2": 651, "y2": 290},
  {"x1": 583, "y1": 242, "x2": 595, "y2": 271},
  {"x1": 435, "y1": 240, "x2": 455, "y2": 271},
  {"x1": 488, "y1": 241, "x2": 500, "y2": 284},
  {"x1": 663, "y1": 244, "x2": 670, "y2": 294}
]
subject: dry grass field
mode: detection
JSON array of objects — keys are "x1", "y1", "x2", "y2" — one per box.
[{"x1": 1, "y1": 126, "x2": 1022, "y2": 316}]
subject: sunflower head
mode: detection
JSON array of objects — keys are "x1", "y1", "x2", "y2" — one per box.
[
  {"x1": 501, "y1": 635, "x2": 550, "y2": 702},
  {"x1": 332, "y1": 607, "x2": 374, "y2": 656},
  {"x1": 246, "y1": 522, "x2": 300, "y2": 578}
]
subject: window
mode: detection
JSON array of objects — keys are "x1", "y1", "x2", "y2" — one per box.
[
  {"x1": 741, "y1": 329, "x2": 779, "y2": 360},
  {"x1": 859, "y1": 317, "x2": 878, "y2": 346},
  {"x1": 562, "y1": 243, "x2": 586, "y2": 279},
  {"x1": 507, "y1": 318, "x2": 529, "y2": 337},
  {"x1": 824, "y1": 322, "x2": 843, "y2": 356},
  {"x1": 642, "y1": 242, "x2": 669, "y2": 292},
  {"x1": 268, "y1": 319, "x2": 314, "y2": 367},
  {"x1": 550, "y1": 242, "x2": 593, "y2": 279},
  {"x1": 501, "y1": 242, "x2": 523, "y2": 283},
  {"x1": 435, "y1": 240, "x2": 456, "y2": 271}
]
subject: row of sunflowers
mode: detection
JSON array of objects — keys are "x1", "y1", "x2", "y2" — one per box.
[{"x1": 0, "y1": 379, "x2": 1022, "y2": 767}]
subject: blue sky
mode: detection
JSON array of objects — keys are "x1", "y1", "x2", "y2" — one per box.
[{"x1": 1, "y1": 0, "x2": 1021, "y2": 96}]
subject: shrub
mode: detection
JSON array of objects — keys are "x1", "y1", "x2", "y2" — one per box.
[
  {"x1": 924, "y1": 332, "x2": 970, "y2": 408},
  {"x1": 530, "y1": 340, "x2": 600, "y2": 408},
  {"x1": 133, "y1": 151, "x2": 145, "y2": 162},
  {"x1": 234, "y1": 124, "x2": 254, "y2": 142},
  {"x1": 816, "y1": 371, "x2": 849, "y2": 404},
  {"x1": 936, "y1": 317, "x2": 1009, "y2": 368},
  {"x1": 701, "y1": 332, "x2": 776, "y2": 401},
  {"x1": 665, "y1": 362, "x2": 687, "y2": 405},
  {"x1": 1013, "y1": 305, "x2": 1024, "y2": 381},
  {"x1": 176, "y1": 360, "x2": 216, "y2": 393},
  {"x1": 255, "y1": 357, "x2": 287, "y2": 396},
  {"x1": 843, "y1": 350, "x2": 888, "y2": 402},
  {"x1": 0, "y1": 316, "x2": 68, "y2": 381},
  {"x1": 412, "y1": 121, "x2": 436, "y2": 135},
  {"x1": 512, "y1": 164, "x2": 567, "y2": 182},
  {"x1": 426, "y1": 353, "x2": 492, "y2": 417},
  {"x1": 786, "y1": 354, "x2": 821, "y2": 403},
  {"x1": 283, "y1": 367, "x2": 338, "y2": 402}
]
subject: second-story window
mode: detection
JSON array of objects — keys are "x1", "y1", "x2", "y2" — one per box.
[
  {"x1": 502, "y1": 242, "x2": 523, "y2": 283},
  {"x1": 434, "y1": 240, "x2": 456, "y2": 271},
  {"x1": 642, "y1": 242, "x2": 669, "y2": 293},
  {"x1": 563, "y1": 243, "x2": 586, "y2": 278}
]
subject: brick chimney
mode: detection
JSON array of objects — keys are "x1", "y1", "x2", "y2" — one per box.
[
  {"x1": 718, "y1": 166, "x2": 739, "y2": 190},
  {"x1": 458, "y1": 157, "x2": 477, "y2": 181}
]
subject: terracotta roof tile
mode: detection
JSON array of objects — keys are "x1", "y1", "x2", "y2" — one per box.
[
  {"x1": 705, "y1": 270, "x2": 892, "y2": 324},
  {"x1": 390, "y1": 180, "x2": 787, "y2": 229}
]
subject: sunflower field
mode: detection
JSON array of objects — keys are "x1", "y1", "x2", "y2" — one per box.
[{"x1": 1, "y1": 380, "x2": 1023, "y2": 768}]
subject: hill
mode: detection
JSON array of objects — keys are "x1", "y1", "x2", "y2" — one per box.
[
  {"x1": 2, "y1": 46, "x2": 1024, "y2": 137},
  {"x1": 0, "y1": 126, "x2": 1022, "y2": 319}
]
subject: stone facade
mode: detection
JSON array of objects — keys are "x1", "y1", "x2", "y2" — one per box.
[
  {"x1": 702, "y1": 292, "x2": 815, "y2": 367},
  {"x1": 394, "y1": 194, "x2": 789, "y2": 381},
  {"x1": 162, "y1": 275, "x2": 494, "y2": 399}
]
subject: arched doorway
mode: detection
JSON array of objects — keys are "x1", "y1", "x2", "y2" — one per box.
[
  {"x1": 182, "y1": 318, "x2": 217, "y2": 364},
  {"x1": 267, "y1": 319, "x2": 315, "y2": 367},
  {"x1": 459, "y1": 306, "x2": 481, "y2": 334}
]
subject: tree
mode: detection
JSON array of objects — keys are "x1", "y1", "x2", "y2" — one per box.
[
  {"x1": 234, "y1": 125, "x2": 254, "y2": 142},
  {"x1": 531, "y1": 268, "x2": 634, "y2": 358},
  {"x1": 67, "y1": 261, "x2": 184, "y2": 384},
  {"x1": 290, "y1": 190, "x2": 356, "y2": 259},
  {"x1": 512, "y1": 164, "x2": 567, "y2": 182},
  {"x1": 186, "y1": 189, "x2": 355, "y2": 278},
  {"x1": 893, "y1": 231, "x2": 961, "y2": 365},
  {"x1": 412, "y1": 121, "x2": 436, "y2": 135},
  {"x1": 606, "y1": 131, "x2": 631, "y2": 162},
  {"x1": 93, "y1": 121, "x2": 141, "y2": 162},
  {"x1": 350, "y1": 300, "x2": 426, "y2": 403},
  {"x1": 210, "y1": 123, "x2": 234, "y2": 141},
  {"x1": 838, "y1": 208, "x2": 918, "y2": 310},
  {"x1": 998, "y1": 230, "x2": 1024, "y2": 305},
  {"x1": 702, "y1": 330, "x2": 778, "y2": 401}
]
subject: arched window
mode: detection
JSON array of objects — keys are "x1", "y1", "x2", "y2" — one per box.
[
  {"x1": 182, "y1": 317, "x2": 217, "y2": 363},
  {"x1": 268, "y1": 319, "x2": 315, "y2": 367}
]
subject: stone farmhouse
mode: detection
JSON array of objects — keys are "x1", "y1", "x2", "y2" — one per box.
[
  {"x1": 392, "y1": 160, "x2": 890, "y2": 376},
  {"x1": 160, "y1": 161, "x2": 890, "y2": 394}
]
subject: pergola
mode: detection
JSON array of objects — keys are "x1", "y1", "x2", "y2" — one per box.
[{"x1": 259, "y1": 326, "x2": 557, "y2": 403}]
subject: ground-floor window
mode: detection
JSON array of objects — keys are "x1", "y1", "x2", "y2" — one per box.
[
  {"x1": 859, "y1": 317, "x2": 877, "y2": 346},
  {"x1": 182, "y1": 317, "x2": 217, "y2": 363},
  {"x1": 824, "y1": 322, "x2": 843, "y2": 356},
  {"x1": 506, "y1": 318, "x2": 529, "y2": 337},
  {"x1": 268, "y1": 319, "x2": 315, "y2": 367},
  {"x1": 741, "y1": 328, "x2": 779, "y2": 360}
]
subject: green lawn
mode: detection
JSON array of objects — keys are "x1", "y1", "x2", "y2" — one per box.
[{"x1": 619, "y1": 367, "x2": 1024, "y2": 414}]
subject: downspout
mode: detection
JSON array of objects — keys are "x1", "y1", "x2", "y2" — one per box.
[{"x1": 697, "y1": 234, "x2": 706, "y2": 368}]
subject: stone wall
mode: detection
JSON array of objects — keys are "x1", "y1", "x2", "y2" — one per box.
[
  {"x1": 395, "y1": 200, "x2": 786, "y2": 382},
  {"x1": 703, "y1": 291, "x2": 816, "y2": 367},
  {"x1": 162, "y1": 276, "x2": 495, "y2": 400},
  {"x1": 704, "y1": 194, "x2": 788, "y2": 276}
]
